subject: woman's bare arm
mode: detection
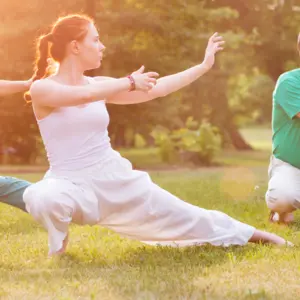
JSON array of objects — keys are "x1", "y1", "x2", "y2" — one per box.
[
  {"x1": 101, "y1": 63, "x2": 211, "y2": 105},
  {"x1": 30, "y1": 78, "x2": 131, "y2": 107},
  {"x1": 30, "y1": 68, "x2": 158, "y2": 107},
  {"x1": 0, "y1": 79, "x2": 32, "y2": 97},
  {"x1": 102, "y1": 32, "x2": 224, "y2": 105}
]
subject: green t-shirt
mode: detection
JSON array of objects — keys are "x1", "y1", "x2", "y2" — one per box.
[{"x1": 272, "y1": 69, "x2": 300, "y2": 168}]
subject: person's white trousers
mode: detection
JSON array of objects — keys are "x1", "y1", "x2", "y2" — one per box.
[
  {"x1": 266, "y1": 155, "x2": 300, "y2": 213},
  {"x1": 24, "y1": 151, "x2": 255, "y2": 254}
]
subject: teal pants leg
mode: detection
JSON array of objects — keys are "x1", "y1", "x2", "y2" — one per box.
[{"x1": 0, "y1": 176, "x2": 31, "y2": 212}]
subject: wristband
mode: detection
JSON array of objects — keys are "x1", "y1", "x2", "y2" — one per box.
[{"x1": 127, "y1": 75, "x2": 136, "y2": 92}]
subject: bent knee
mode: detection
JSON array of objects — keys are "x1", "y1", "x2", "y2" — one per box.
[
  {"x1": 266, "y1": 188, "x2": 298, "y2": 213},
  {"x1": 23, "y1": 181, "x2": 51, "y2": 204},
  {"x1": 23, "y1": 179, "x2": 75, "y2": 220},
  {"x1": 24, "y1": 180, "x2": 59, "y2": 212},
  {"x1": 23, "y1": 182, "x2": 51, "y2": 217}
]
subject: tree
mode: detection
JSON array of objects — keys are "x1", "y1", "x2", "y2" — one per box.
[
  {"x1": 95, "y1": 0, "x2": 254, "y2": 149},
  {"x1": 2, "y1": 0, "x2": 300, "y2": 163}
]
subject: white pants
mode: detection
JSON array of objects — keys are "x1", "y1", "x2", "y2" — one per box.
[
  {"x1": 23, "y1": 151, "x2": 255, "y2": 254},
  {"x1": 266, "y1": 156, "x2": 300, "y2": 213}
]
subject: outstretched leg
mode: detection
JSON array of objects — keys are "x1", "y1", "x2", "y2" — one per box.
[
  {"x1": 0, "y1": 176, "x2": 31, "y2": 212},
  {"x1": 95, "y1": 171, "x2": 292, "y2": 247},
  {"x1": 249, "y1": 230, "x2": 293, "y2": 246}
]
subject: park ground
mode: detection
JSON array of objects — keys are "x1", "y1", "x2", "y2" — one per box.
[{"x1": 1, "y1": 128, "x2": 300, "y2": 300}]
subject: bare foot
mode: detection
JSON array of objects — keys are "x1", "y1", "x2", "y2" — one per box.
[
  {"x1": 269, "y1": 211, "x2": 294, "y2": 225},
  {"x1": 48, "y1": 233, "x2": 69, "y2": 257},
  {"x1": 249, "y1": 229, "x2": 293, "y2": 247}
]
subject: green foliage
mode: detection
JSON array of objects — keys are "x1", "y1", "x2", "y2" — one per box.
[
  {"x1": 228, "y1": 69, "x2": 275, "y2": 125},
  {"x1": 151, "y1": 118, "x2": 222, "y2": 166},
  {"x1": 151, "y1": 126, "x2": 177, "y2": 164},
  {"x1": 1, "y1": 0, "x2": 300, "y2": 163},
  {"x1": 134, "y1": 133, "x2": 147, "y2": 149}
]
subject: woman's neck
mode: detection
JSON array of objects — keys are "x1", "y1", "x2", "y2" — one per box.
[{"x1": 55, "y1": 58, "x2": 87, "y2": 85}]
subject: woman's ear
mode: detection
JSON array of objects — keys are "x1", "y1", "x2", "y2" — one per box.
[{"x1": 70, "y1": 40, "x2": 80, "y2": 55}]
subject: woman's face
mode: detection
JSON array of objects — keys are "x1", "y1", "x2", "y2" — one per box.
[{"x1": 76, "y1": 23, "x2": 106, "y2": 71}]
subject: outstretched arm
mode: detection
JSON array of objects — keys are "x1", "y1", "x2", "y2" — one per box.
[
  {"x1": 104, "y1": 32, "x2": 224, "y2": 105},
  {"x1": 0, "y1": 79, "x2": 32, "y2": 97},
  {"x1": 30, "y1": 71, "x2": 158, "y2": 108}
]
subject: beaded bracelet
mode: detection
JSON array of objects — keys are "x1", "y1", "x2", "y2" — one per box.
[{"x1": 127, "y1": 75, "x2": 136, "y2": 92}]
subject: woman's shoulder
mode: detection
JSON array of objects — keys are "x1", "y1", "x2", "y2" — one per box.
[{"x1": 30, "y1": 77, "x2": 60, "y2": 99}]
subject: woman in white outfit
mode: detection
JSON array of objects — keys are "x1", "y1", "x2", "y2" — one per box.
[{"x1": 23, "y1": 14, "x2": 291, "y2": 256}]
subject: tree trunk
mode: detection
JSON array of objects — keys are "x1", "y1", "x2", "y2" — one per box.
[
  {"x1": 114, "y1": 125, "x2": 126, "y2": 148},
  {"x1": 227, "y1": 123, "x2": 253, "y2": 150}
]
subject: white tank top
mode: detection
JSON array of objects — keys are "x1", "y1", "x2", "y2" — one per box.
[{"x1": 35, "y1": 77, "x2": 112, "y2": 171}]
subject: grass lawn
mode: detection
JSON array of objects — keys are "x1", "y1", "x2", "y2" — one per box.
[
  {"x1": 2, "y1": 128, "x2": 300, "y2": 299},
  {"x1": 1, "y1": 156, "x2": 300, "y2": 299},
  {"x1": 239, "y1": 127, "x2": 272, "y2": 151}
]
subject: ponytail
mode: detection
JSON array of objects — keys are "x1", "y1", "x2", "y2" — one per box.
[
  {"x1": 24, "y1": 33, "x2": 52, "y2": 101},
  {"x1": 33, "y1": 33, "x2": 53, "y2": 81}
]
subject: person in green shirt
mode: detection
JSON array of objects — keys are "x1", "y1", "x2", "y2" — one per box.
[{"x1": 266, "y1": 67, "x2": 300, "y2": 224}]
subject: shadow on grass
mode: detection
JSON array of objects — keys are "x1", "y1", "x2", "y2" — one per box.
[
  {"x1": 65, "y1": 245, "x2": 227, "y2": 267},
  {"x1": 55, "y1": 244, "x2": 267, "y2": 299}
]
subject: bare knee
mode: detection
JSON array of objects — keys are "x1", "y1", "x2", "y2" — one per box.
[{"x1": 266, "y1": 188, "x2": 297, "y2": 213}]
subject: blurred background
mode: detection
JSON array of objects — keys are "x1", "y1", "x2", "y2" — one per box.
[{"x1": 1, "y1": 0, "x2": 299, "y2": 169}]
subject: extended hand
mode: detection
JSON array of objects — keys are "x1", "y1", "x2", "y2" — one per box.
[
  {"x1": 203, "y1": 32, "x2": 225, "y2": 70},
  {"x1": 131, "y1": 66, "x2": 159, "y2": 92}
]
